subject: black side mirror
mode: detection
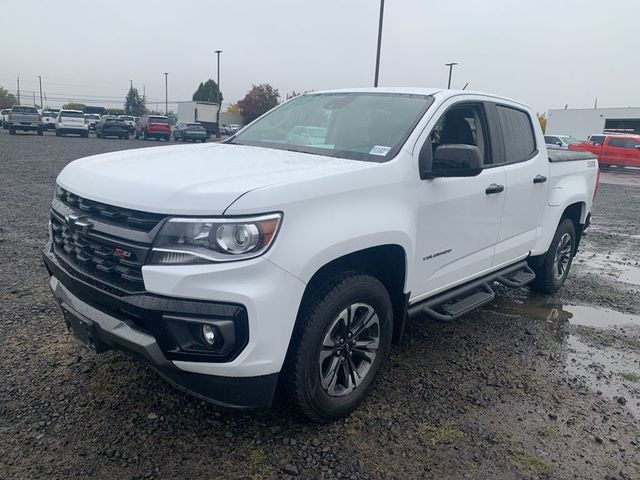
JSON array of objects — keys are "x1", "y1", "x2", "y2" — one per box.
[
  {"x1": 635, "y1": 145, "x2": 640, "y2": 151},
  {"x1": 422, "y1": 144, "x2": 483, "y2": 178},
  {"x1": 556, "y1": 141, "x2": 563, "y2": 146}
]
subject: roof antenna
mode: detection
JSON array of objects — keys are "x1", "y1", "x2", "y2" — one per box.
[{"x1": 462, "y1": 82, "x2": 469, "y2": 90}]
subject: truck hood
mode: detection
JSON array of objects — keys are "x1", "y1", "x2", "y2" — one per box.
[{"x1": 57, "y1": 143, "x2": 372, "y2": 215}]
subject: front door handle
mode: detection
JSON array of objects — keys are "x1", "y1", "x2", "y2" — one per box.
[
  {"x1": 533, "y1": 175, "x2": 548, "y2": 184},
  {"x1": 485, "y1": 184, "x2": 504, "y2": 195}
]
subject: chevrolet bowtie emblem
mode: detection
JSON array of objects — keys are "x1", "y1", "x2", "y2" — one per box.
[{"x1": 65, "y1": 214, "x2": 93, "y2": 235}]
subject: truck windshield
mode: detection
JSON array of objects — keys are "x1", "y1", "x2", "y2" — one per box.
[{"x1": 230, "y1": 92, "x2": 434, "y2": 162}]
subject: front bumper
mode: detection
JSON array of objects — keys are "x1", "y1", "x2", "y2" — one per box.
[{"x1": 43, "y1": 246, "x2": 282, "y2": 408}]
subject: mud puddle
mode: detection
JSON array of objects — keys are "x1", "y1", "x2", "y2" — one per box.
[
  {"x1": 485, "y1": 297, "x2": 640, "y2": 416},
  {"x1": 575, "y1": 249, "x2": 640, "y2": 286}
]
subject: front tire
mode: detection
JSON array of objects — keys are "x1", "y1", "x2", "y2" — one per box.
[
  {"x1": 283, "y1": 272, "x2": 393, "y2": 423},
  {"x1": 529, "y1": 218, "x2": 576, "y2": 294}
]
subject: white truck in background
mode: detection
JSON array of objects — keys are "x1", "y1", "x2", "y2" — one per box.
[
  {"x1": 44, "y1": 88, "x2": 598, "y2": 422},
  {"x1": 177, "y1": 100, "x2": 219, "y2": 134}
]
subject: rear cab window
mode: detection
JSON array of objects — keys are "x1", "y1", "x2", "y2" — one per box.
[
  {"x1": 149, "y1": 116, "x2": 169, "y2": 124},
  {"x1": 495, "y1": 105, "x2": 537, "y2": 163},
  {"x1": 12, "y1": 106, "x2": 38, "y2": 114},
  {"x1": 60, "y1": 111, "x2": 85, "y2": 118},
  {"x1": 608, "y1": 137, "x2": 640, "y2": 149}
]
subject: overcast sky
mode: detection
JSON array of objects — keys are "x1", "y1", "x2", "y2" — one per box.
[{"x1": 2, "y1": 0, "x2": 638, "y2": 113}]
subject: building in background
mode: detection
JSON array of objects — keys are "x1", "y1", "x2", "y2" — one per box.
[
  {"x1": 177, "y1": 101, "x2": 244, "y2": 134},
  {"x1": 547, "y1": 107, "x2": 640, "y2": 139}
]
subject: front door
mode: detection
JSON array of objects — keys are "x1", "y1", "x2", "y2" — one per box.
[{"x1": 412, "y1": 101, "x2": 506, "y2": 301}]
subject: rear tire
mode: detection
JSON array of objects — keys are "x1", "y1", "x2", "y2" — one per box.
[
  {"x1": 529, "y1": 218, "x2": 576, "y2": 294},
  {"x1": 9, "y1": 127, "x2": 15, "y2": 135},
  {"x1": 37, "y1": 128, "x2": 44, "y2": 136},
  {"x1": 282, "y1": 272, "x2": 393, "y2": 423}
]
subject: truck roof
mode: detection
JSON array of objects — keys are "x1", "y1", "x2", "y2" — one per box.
[{"x1": 307, "y1": 87, "x2": 531, "y2": 109}]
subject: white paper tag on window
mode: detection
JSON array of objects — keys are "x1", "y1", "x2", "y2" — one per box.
[{"x1": 370, "y1": 145, "x2": 391, "y2": 156}]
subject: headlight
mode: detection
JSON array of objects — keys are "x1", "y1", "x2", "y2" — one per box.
[{"x1": 148, "y1": 213, "x2": 282, "y2": 265}]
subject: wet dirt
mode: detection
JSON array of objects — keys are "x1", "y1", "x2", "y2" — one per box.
[{"x1": 485, "y1": 298, "x2": 640, "y2": 417}]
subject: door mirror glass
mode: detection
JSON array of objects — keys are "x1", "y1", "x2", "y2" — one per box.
[{"x1": 425, "y1": 144, "x2": 483, "y2": 178}]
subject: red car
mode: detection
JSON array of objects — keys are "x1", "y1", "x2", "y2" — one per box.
[
  {"x1": 135, "y1": 115, "x2": 171, "y2": 141},
  {"x1": 569, "y1": 134, "x2": 640, "y2": 169}
]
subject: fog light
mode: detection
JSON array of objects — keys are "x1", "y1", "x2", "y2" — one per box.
[{"x1": 201, "y1": 324, "x2": 216, "y2": 346}]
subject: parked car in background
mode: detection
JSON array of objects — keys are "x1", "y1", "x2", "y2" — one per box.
[
  {"x1": 96, "y1": 116, "x2": 130, "y2": 139},
  {"x1": 228, "y1": 124, "x2": 242, "y2": 134},
  {"x1": 1, "y1": 109, "x2": 12, "y2": 129},
  {"x1": 173, "y1": 122, "x2": 207, "y2": 142},
  {"x1": 118, "y1": 115, "x2": 136, "y2": 133},
  {"x1": 42, "y1": 111, "x2": 59, "y2": 130},
  {"x1": 135, "y1": 115, "x2": 171, "y2": 141},
  {"x1": 544, "y1": 135, "x2": 583, "y2": 149},
  {"x1": 85, "y1": 114, "x2": 101, "y2": 131},
  {"x1": 570, "y1": 134, "x2": 640, "y2": 168},
  {"x1": 218, "y1": 124, "x2": 232, "y2": 136},
  {"x1": 56, "y1": 110, "x2": 89, "y2": 137},
  {"x1": 44, "y1": 88, "x2": 598, "y2": 422},
  {"x1": 8, "y1": 105, "x2": 43, "y2": 135}
]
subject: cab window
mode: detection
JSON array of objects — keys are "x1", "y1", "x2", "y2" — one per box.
[{"x1": 426, "y1": 104, "x2": 491, "y2": 166}]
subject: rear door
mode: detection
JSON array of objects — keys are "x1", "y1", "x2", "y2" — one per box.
[
  {"x1": 602, "y1": 137, "x2": 630, "y2": 166},
  {"x1": 412, "y1": 99, "x2": 507, "y2": 298},
  {"x1": 492, "y1": 103, "x2": 549, "y2": 266}
]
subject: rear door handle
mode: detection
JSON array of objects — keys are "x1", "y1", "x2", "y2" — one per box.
[
  {"x1": 533, "y1": 175, "x2": 547, "y2": 184},
  {"x1": 485, "y1": 184, "x2": 504, "y2": 195}
]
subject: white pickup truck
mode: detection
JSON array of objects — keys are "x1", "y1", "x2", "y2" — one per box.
[{"x1": 43, "y1": 88, "x2": 598, "y2": 422}]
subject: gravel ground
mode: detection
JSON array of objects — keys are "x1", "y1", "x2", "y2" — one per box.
[{"x1": 1, "y1": 130, "x2": 639, "y2": 479}]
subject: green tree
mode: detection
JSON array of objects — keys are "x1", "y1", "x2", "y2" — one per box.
[
  {"x1": 62, "y1": 102, "x2": 86, "y2": 111},
  {"x1": 237, "y1": 83, "x2": 280, "y2": 124},
  {"x1": 124, "y1": 87, "x2": 146, "y2": 116},
  {"x1": 0, "y1": 85, "x2": 17, "y2": 108},
  {"x1": 192, "y1": 79, "x2": 223, "y2": 104}
]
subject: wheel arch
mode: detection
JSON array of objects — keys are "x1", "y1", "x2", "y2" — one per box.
[
  {"x1": 293, "y1": 244, "x2": 409, "y2": 347},
  {"x1": 559, "y1": 201, "x2": 586, "y2": 254}
]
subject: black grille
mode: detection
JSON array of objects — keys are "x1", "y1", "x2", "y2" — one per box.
[
  {"x1": 56, "y1": 187, "x2": 164, "y2": 232},
  {"x1": 51, "y1": 213, "x2": 147, "y2": 293}
]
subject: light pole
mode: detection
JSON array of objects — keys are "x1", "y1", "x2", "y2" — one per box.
[
  {"x1": 445, "y1": 62, "x2": 458, "y2": 89},
  {"x1": 37, "y1": 76, "x2": 43, "y2": 108},
  {"x1": 374, "y1": 0, "x2": 385, "y2": 87},
  {"x1": 215, "y1": 50, "x2": 222, "y2": 138},
  {"x1": 163, "y1": 73, "x2": 168, "y2": 115}
]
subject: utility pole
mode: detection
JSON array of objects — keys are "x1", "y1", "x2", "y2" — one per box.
[
  {"x1": 33, "y1": 91, "x2": 36, "y2": 107},
  {"x1": 17, "y1": 76, "x2": 20, "y2": 104},
  {"x1": 163, "y1": 73, "x2": 168, "y2": 115},
  {"x1": 374, "y1": 0, "x2": 385, "y2": 87},
  {"x1": 215, "y1": 50, "x2": 222, "y2": 138},
  {"x1": 445, "y1": 62, "x2": 458, "y2": 89},
  {"x1": 143, "y1": 84, "x2": 146, "y2": 102},
  {"x1": 38, "y1": 76, "x2": 43, "y2": 108}
]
